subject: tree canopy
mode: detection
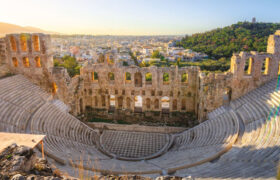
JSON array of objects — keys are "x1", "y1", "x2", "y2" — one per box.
[
  {"x1": 54, "y1": 55, "x2": 81, "y2": 77},
  {"x1": 177, "y1": 22, "x2": 280, "y2": 59}
]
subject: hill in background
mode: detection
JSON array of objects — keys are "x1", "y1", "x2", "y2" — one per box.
[
  {"x1": 177, "y1": 22, "x2": 280, "y2": 59},
  {"x1": 0, "y1": 22, "x2": 57, "y2": 37}
]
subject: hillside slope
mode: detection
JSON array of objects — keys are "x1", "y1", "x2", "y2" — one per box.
[
  {"x1": 0, "y1": 22, "x2": 56, "y2": 37},
  {"x1": 177, "y1": 22, "x2": 280, "y2": 59}
]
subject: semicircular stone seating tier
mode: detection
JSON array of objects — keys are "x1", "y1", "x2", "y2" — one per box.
[
  {"x1": 99, "y1": 130, "x2": 171, "y2": 160},
  {"x1": 0, "y1": 74, "x2": 280, "y2": 179}
]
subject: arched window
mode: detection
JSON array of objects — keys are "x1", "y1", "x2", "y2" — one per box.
[
  {"x1": 134, "y1": 72, "x2": 142, "y2": 87},
  {"x1": 134, "y1": 95, "x2": 142, "y2": 112},
  {"x1": 154, "y1": 99, "x2": 159, "y2": 109},
  {"x1": 126, "y1": 97, "x2": 131, "y2": 109},
  {"x1": 172, "y1": 99, "x2": 177, "y2": 110},
  {"x1": 163, "y1": 73, "x2": 169, "y2": 84},
  {"x1": 22, "y1": 57, "x2": 30, "y2": 67},
  {"x1": 125, "y1": 72, "x2": 131, "y2": 82},
  {"x1": 52, "y1": 82, "x2": 58, "y2": 94},
  {"x1": 94, "y1": 96, "x2": 98, "y2": 107},
  {"x1": 181, "y1": 73, "x2": 188, "y2": 83},
  {"x1": 98, "y1": 54, "x2": 105, "y2": 63},
  {"x1": 244, "y1": 58, "x2": 253, "y2": 75},
  {"x1": 146, "y1": 98, "x2": 151, "y2": 109},
  {"x1": 12, "y1": 57, "x2": 18, "y2": 67},
  {"x1": 35, "y1": 57, "x2": 41, "y2": 67},
  {"x1": 161, "y1": 96, "x2": 170, "y2": 113},
  {"x1": 10, "y1": 36, "x2": 17, "y2": 51},
  {"x1": 108, "y1": 72, "x2": 115, "y2": 80},
  {"x1": 92, "y1": 72, "x2": 98, "y2": 81},
  {"x1": 145, "y1": 73, "x2": 152, "y2": 85},
  {"x1": 262, "y1": 58, "x2": 270, "y2": 75},
  {"x1": 117, "y1": 96, "x2": 123, "y2": 109},
  {"x1": 101, "y1": 95, "x2": 106, "y2": 107},
  {"x1": 181, "y1": 99, "x2": 186, "y2": 111},
  {"x1": 32, "y1": 35, "x2": 40, "y2": 51},
  {"x1": 110, "y1": 95, "x2": 115, "y2": 107},
  {"x1": 20, "y1": 34, "x2": 27, "y2": 52}
]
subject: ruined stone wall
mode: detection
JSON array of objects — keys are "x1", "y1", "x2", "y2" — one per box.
[
  {"x1": 3, "y1": 31, "x2": 280, "y2": 123},
  {"x1": 4, "y1": 33, "x2": 54, "y2": 93}
]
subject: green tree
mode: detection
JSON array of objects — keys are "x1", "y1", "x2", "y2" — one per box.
[{"x1": 54, "y1": 55, "x2": 81, "y2": 77}]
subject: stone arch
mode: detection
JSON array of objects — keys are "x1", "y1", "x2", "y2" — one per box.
[
  {"x1": 117, "y1": 96, "x2": 123, "y2": 109},
  {"x1": 145, "y1": 73, "x2": 152, "y2": 85},
  {"x1": 101, "y1": 95, "x2": 106, "y2": 107},
  {"x1": 172, "y1": 99, "x2": 177, "y2": 110},
  {"x1": 32, "y1": 35, "x2": 40, "y2": 51},
  {"x1": 20, "y1": 34, "x2": 27, "y2": 52},
  {"x1": 262, "y1": 57, "x2": 270, "y2": 75},
  {"x1": 108, "y1": 72, "x2": 115, "y2": 81},
  {"x1": 181, "y1": 73, "x2": 188, "y2": 83},
  {"x1": 126, "y1": 97, "x2": 131, "y2": 109},
  {"x1": 125, "y1": 72, "x2": 131, "y2": 82},
  {"x1": 223, "y1": 87, "x2": 232, "y2": 104},
  {"x1": 22, "y1": 57, "x2": 30, "y2": 67},
  {"x1": 181, "y1": 98, "x2": 186, "y2": 111},
  {"x1": 10, "y1": 36, "x2": 17, "y2": 51},
  {"x1": 12, "y1": 57, "x2": 18, "y2": 67},
  {"x1": 92, "y1": 72, "x2": 98, "y2": 81},
  {"x1": 80, "y1": 98, "x2": 83, "y2": 113},
  {"x1": 134, "y1": 95, "x2": 142, "y2": 112},
  {"x1": 244, "y1": 57, "x2": 253, "y2": 75},
  {"x1": 161, "y1": 96, "x2": 170, "y2": 113},
  {"x1": 134, "y1": 72, "x2": 142, "y2": 87},
  {"x1": 35, "y1": 56, "x2": 41, "y2": 67},
  {"x1": 154, "y1": 99, "x2": 159, "y2": 109},
  {"x1": 94, "y1": 96, "x2": 98, "y2": 107},
  {"x1": 163, "y1": 72, "x2": 169, "y2": 84},
  {"x1": 52, "y1": 82, "x2": 57, "y2": 95},
  {"x1": 146, "y1": 98, "x2": 151, "y2": 109}
]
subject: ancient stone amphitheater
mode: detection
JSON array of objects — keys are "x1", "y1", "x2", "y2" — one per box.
[{"x1": 0, "y1": 32, "x2": 280, "y2": 179}]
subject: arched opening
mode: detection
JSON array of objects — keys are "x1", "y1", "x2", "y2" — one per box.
[
  {"x1": 172, "y1": 99, "x2": 177, "y2": 110},
  {"x1": 163, "y1": 73, "x2": 169, "y2": 84},
  {"x1": 181, "y1": 99, "x2": 186, "y2": 111},
  {"x1": 22, "y1": 57, "x2": 30, "y2": 67},
  {"x1": 52, "y1": 82, "x2": 57, "y2": 94},
  {"x1": 161, "y1": 96, "x2": 170, "y2": 113},
  {"x1": 107, "y1": 55, "x2": 114, "y2": 64},
  {"x1": 244, "y1": 57, "x2": 253, "y2": 75},
  {"x1": 181, "y1": 73, "x2": 188, "y2": 83},
  {"x1": 32, "y1": 35, "x2": 40, "y2": 51},
  {"x1": 98, "y1": 54, "x2": 105, "y2": 63},
  {"x1": 154, "y1": 99, "x2": 159, "y2": 109},
  {"x1": 20, "y1": 34, "x2": 27, "y2": 52},
  {"x1": 92, "y1": 72, "x2": 98, "y2": 81},
  {"x1": 145, "y1": 73, "x2": 152, "y2": 85},
  {"x1": 134, "y1": 95, "x2": 142, "y2": 112},
  {"x1": 10, "y1": 36, "x2": 17, "y2": 51},
  {"x1": 101, "y1": 95, "x2": 106, "y2": 107},
  {"x1": 125, "y1": 72, "x2": 131, "y2": 83},
  {"x1": 108, "y1": 72, "x2": 114, "y2": 81},
  {"x1": 262, "y1": 57, "x2": 270, "y2": 75},
  {"x1": 109, "y1": 95, "x2": 115, "y2": 112},
  {"x1": 35, "y1": 57, "x2": 41, "y2": 67},
  {"x1": 89, "y1": 89, "x2": 92, "y2": 95},
  {"x1": 94, "y1": 96, "x2": 98, "y2": 107},
  {"x1": 12, "y1": 57, "x2": 18, "y2": 67},
  {"x1": 223, "y1": 87, "x2": 232, "y2": 104},
  {"x1": 80, "y1": 99, "x2": 83, "y2": 113},
  {"x1": 117, "y1": 96, "x2": 123, "y2": 109},
  {"x1": 146, "y1": 98, "x2": 151, "y2": 109},
  {"x1": 126, "y1": 97, "x2": 131, "y2": 109},
  {"x1": 134, "y1": 72, "x2": 142, "y2": 87}
]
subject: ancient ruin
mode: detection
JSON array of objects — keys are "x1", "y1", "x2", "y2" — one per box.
[{"x1": 0, "y1": 31, "x2": 280, "y2": 178}]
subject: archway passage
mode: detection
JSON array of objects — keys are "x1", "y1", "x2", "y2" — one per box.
[
  {"x1": 134, "y1": 72, "x2": 142, "y2": 87},
  {"x1": 223, "y1": 87, "x2": 232, "y2": 105},
  {"x1": 134, "y1": 95, "x2": 142, "y2": 112},
  {"x1": 161, "y1": 96, "x2": 170, "y2": 113},
  {"x1": 109, "y1": 95, "x2": 115, "y2": 112}
]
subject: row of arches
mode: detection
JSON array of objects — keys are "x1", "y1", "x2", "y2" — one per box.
[
  {"x1": 244, "y1": 57, "x2": 272, "y2": 76},
  {"x1": 85, "y1": 95, "x2": 188, "y2": 112},
  {"x1": 91, "y1": 71, "x2": 189, "y2": 86},
  {"x1": 10, "y1": 35, "x2": 40, "y2": 52},
  {"x1": 12, "y1": 56, "x2": 41, "y2": 68}
]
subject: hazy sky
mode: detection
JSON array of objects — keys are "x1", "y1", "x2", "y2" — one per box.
[{"x1": 0, "y1": 0, "x2": 279, "y2": 35}]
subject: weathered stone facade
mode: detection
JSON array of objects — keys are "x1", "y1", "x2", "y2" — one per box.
[{"x1": 1, "y1": 31, "x2": 280, "y2": 122}]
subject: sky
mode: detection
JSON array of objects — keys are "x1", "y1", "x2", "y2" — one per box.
[{"x1": 0, "y1": 0, "x2": 280, "y2": 35}]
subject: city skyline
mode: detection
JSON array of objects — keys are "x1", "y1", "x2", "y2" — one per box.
[{"x1": 0, "y1": 0, "x2": 280, "y2": 35}]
